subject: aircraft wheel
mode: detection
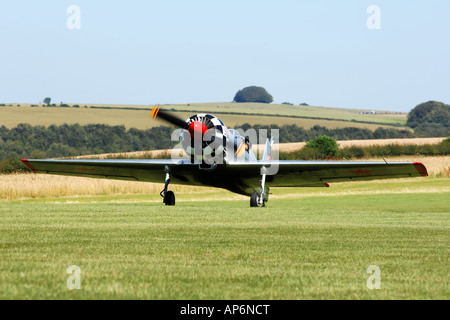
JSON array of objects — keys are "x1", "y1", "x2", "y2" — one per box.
[
  {"x1": 250, "y1": 192, "x2": 260, "y2": 207},
  {"x1": 164, "y1": 191, "x2": 176, "y2": 206}
]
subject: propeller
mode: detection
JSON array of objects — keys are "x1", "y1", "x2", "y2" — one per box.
[
  {"x1": 151, "y1": 106, "x2": 248, "y2": 162},
  {"x1": 151, "y1": 106, "x2": 209, "y2": 139},
  {"x1": 151, "y1": 106, "x2": 208, "y2": 163},
  {"x1": 151, "y1": 106, "x2": 189, "y2": 130}
]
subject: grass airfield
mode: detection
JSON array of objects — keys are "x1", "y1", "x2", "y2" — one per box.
[
  {"x1": 0, "y1": 104, "x2": 446, "y2": 300},
  {"x1": 0, "y1": 177, "x2": 448, "y2": 300}
]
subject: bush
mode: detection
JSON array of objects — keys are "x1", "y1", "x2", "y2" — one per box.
[
  {"x1": 0, "y1": 157, "x2": 27, "y2": 173},
  {"x1": 437, "y1": 138, "x2": 450, "y2": 154},
  {"x1": 305, "y1": 135, "x2": 339, "y2": 158},
  {"x1": 340, "y1": 146, "x2": 365, "y2": 159},
  {"x1": 414, "y1": 123, "x2": 449, "y2": 138}
]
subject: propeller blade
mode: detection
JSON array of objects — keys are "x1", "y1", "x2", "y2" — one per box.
[
  {"x1": 234, "y1": 140, "x2": 246, "y2": 158},
  {"x1": 151, "y1": 106, "x2": 189, "y2": 130}
]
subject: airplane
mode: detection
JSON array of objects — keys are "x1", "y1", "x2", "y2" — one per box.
[{"x1": 21, "y1": 107, "x2": 428, "y2": 207}]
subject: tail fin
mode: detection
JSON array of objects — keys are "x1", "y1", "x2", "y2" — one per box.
[{"x1": 262, "y1": 137, "x2": 274, "y2": 161}]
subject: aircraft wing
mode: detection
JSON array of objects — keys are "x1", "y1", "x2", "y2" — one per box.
[
  {"x1": 224, "y1": 160, "x2": 428, "y2": 195},
  {"x1": 22, "y1": 159, "x2": 205, "y2": 186},
  {"x1": 22, "y1": 159, "x2": 428, "y2": 196}
]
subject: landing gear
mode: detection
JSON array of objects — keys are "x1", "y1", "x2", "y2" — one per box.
[
  {"x1": 164, "y1": 190, "x2": 175, "y2": 206},
  {"x1": 250, "y1": 192, "x2": 261, "y2": 207},
  {"x1": 250, "y1": 167, "x2": 269, "y2": 207},
  {"x1": 160, "y1": 169, "x2": 176, "y2": 206},
  {"x1": 250, "y1": 191, "x2": 267, "y2": 207}
]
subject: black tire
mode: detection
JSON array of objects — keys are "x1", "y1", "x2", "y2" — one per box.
[
  {"x1": 164, "y1": 191, "x2": 176, "y2": 206},
  {"x1": 250, "y1": 192, "x2": 260, "y2": 207}
]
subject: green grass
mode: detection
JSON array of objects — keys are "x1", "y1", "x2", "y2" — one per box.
[{"x1": 0, "y1": 178, "x2": 448, "y2": 300}]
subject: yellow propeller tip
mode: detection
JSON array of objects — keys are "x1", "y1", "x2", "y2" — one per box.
[{"x1": 151, "y1": 106, "x2": 160, "y2": 119}]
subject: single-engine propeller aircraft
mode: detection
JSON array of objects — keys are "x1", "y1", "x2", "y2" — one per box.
[{"x1": 22, "y1": 107, "x2": 428, "y2": 207}]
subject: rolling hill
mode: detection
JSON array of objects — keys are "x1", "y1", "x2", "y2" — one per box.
[{"x1": 0, "y1": 102, "x2": 409, "y2": 131}]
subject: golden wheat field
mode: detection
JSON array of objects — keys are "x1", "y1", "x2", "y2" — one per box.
[
  {"x1": 0, "y1": 173, "x2": 215, "y2": 201},
  {"x1": 364, "y1": 155, "x2": 449, "y2": 176}
]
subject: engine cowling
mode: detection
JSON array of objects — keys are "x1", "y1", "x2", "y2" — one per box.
[{"x1": 180, "y1": 114, "x2": 228, "y2": 163}]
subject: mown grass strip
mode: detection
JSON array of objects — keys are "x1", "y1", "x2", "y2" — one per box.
[{"x1": 0, "y1": 189, "x2": 448, "y2": 300}]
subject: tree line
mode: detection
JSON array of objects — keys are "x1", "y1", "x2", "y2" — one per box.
[
  {"x1": 240, "y1": 123, "x2": 414, "y2": 143},
  {"x1": 0, "y1": 123, "x2": 417, "y2": 173},
  {"x1": 280, "y1": 137, "x2": 450, "y2": 161},
  {"x1": 0, "y1": 124, "x2": 174, "y2": 172}
]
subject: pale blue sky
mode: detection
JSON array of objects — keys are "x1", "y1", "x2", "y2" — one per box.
[{"x1": 1, "y1": 0, "x2": 449, "y2": 112}]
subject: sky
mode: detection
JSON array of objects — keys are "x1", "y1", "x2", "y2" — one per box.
[{"x1": 0, "y1": 0, "x2": 449, "y2": 112}]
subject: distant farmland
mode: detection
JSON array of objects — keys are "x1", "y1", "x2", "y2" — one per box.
[
  {"x1": 166, "y1": 102, "x2": 408, "y2": 126},
  {"x1": 0, "y1": 103, "x2": 409, "y2": 131}
]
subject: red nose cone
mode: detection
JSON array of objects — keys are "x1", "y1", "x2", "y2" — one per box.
[{"x1": 188, "y1": 121, "x2": 208, "y2": 137}]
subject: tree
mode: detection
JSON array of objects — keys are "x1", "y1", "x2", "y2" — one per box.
[
  {"x1": 233, "y1": 86, "x2": 273, "y2": 103},
  {"x1": 43, "y1": 97, "x2": 51, "y2": 106},
  {"x1": 407, "y1": 101, "x2": 449, "y2": 127},
  {"x1": 407, "y1": 101, "x2": 450, "y2": 137},
  {"x1": 305, "y1": 135, "x2": 339, "y2": 158}
]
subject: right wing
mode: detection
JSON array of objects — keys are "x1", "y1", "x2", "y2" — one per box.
[{"x1": 222, "y1": 160, "x2": 428, "y2": 195}]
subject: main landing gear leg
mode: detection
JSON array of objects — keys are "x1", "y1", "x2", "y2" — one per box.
[
  {"x1": 160, "y1": 170, "x2": 175, "y2": 206},
  {"x1": 250, "y1": 167, "x2": 268, "y2": 208}
]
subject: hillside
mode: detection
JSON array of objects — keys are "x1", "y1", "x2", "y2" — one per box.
[{"x1": 0, "y1": 103, "x2": 408, "y2": 131}]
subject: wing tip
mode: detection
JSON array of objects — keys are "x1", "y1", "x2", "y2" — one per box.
[
  {"x1": 413, "y1": 162, "x2": 428, "y2": 177},
  {"x1": 21, "y1": 159, "x2": 37, "y2": 173}
]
